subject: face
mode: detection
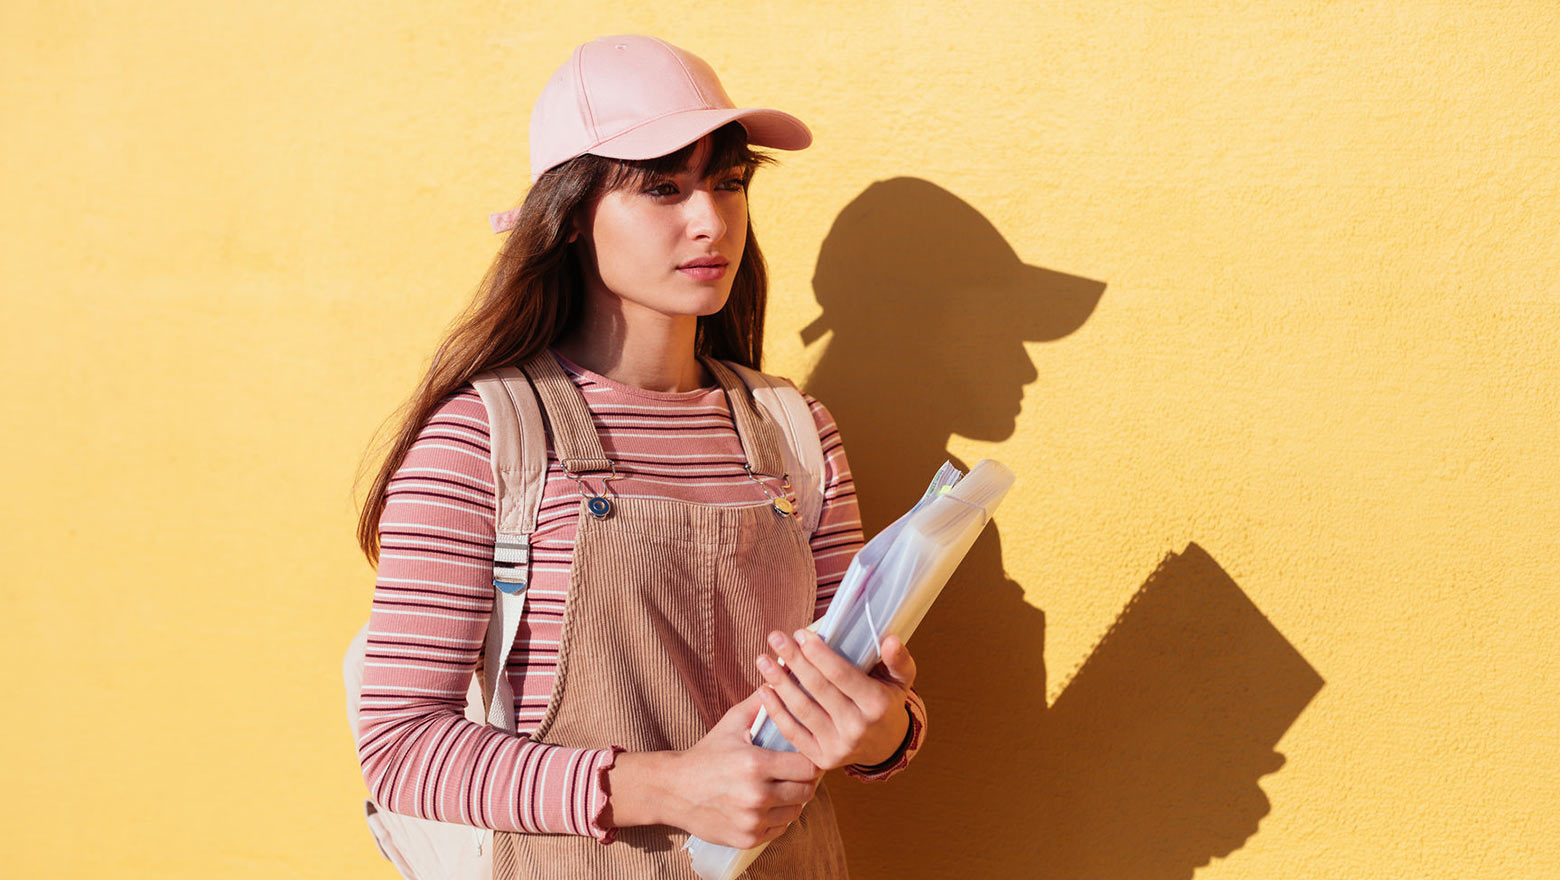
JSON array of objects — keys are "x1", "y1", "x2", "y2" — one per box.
[{"x1": 570, "y1": 137, "x2": 750, "y2": 322}]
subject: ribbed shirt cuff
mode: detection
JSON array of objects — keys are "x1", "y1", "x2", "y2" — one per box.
[{"x1": 586, "y1": 746, "x2": 627, "y2": 844}]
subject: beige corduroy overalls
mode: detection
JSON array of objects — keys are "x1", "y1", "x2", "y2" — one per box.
[{"x1": 490, "y1": 352, "x2": 849, "y2": 880}]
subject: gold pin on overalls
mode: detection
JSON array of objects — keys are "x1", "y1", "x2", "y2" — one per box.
[{"x1": 745, "y1": 464, "x2": 795, "y2": 517}]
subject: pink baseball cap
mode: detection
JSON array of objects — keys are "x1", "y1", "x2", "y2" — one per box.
[{"x1": 489, "y1": 34, "x2": 812, "y2": 233}]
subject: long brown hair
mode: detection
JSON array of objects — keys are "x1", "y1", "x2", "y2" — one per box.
[{"x1": 355, "y1": 122, "x2": 777, "y2": 565}]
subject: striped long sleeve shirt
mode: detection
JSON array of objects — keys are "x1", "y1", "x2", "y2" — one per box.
[{"x1": 356, "y1": 351, "x2": 926, "y2": 844}]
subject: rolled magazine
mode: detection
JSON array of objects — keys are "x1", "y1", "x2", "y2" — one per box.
[{"x1": 684, "y1": 458, "x2": 1016, "y2": 880}]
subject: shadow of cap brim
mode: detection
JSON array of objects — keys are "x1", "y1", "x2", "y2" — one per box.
[
  {"x1": 997, "y1": 263, "x2": 1107, "y2": 343},
  {"x1": 802, "y1": 177, "x2": 1106, "y2": 346},
  {"x1": 802, "y1": 262, "x2": 1104, "y2": 346}
]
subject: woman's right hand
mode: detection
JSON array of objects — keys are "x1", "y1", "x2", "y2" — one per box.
[{"x1": 607, "y1": 689, "x2": 823, "y2": 848}]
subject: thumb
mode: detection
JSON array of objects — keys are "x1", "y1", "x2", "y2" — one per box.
[
  {"x1": 714, "y1": 688, "x2": 766, "y2": 734},
  {"x1": 879, "y1": 635, "x2": 917, "y2": 687}
]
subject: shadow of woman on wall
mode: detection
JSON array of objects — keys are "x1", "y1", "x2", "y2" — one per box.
[{"x1": 802, "y1": 178, "x2": 1324, "y2": 880}]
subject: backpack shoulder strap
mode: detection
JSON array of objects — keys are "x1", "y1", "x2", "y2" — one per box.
[
  {"x1": 470, "y1": 365, "x2": 548, "y2": 733},
  {"x1": 723, "y1": 362, "x2": 828, "y2": 536}
]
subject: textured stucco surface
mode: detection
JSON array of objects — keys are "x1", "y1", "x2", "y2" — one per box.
[{"x1": 4, "y1": 2, "x2": 1556, "y2": 878}]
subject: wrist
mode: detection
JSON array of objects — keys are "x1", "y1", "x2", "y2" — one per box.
[
  {"x1": 605, "y1": 750, "x2": 674, "y2": 828},
  {"x1": 852, "y1": 703, "x2": 915, "y2": 772}
]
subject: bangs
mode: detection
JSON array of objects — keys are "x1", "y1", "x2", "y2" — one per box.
[{"x1": 599, "y1": 121, "x2": 778, "y2": 192}]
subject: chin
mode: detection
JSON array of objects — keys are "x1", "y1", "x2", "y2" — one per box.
[
  {"x1": 612, "y1": 283, "x2": 733, "y2": 320},
  {"x1": 681, "y1": 287, "x2": 735, "y2": 317}
]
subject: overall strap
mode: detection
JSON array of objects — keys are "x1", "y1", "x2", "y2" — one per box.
[
  {"x1": 723, "y1": 362, "x2": 829, "y2": 535},
  {"x1": 519, "y1": 350, "x2": 614, "y2": 475},
  {"x1": 702, "y1": 357, "x2": 789, "y2": 481},
  {"x1": 519, "y1": 349, "x2": 799, "y2": 518}
]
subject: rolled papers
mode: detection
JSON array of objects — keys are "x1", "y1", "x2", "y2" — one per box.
[{"x1": 685, "y1": 458, "x2": 1015, "y2": 880}]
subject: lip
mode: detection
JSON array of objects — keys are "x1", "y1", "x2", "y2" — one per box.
[
  {"x1": 677, "y1": 256, "x2": 729, "y2": 269},
  {"x1": 677, "y1": 263, "x2": 728, "y2": 281},
  {"x1": 677, "y1": 256, "x2": 728, "y2": 282}
]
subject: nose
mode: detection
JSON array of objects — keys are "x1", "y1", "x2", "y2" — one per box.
[{"x1": 686, "y1": 188, "x2": 727, "y2": 242}]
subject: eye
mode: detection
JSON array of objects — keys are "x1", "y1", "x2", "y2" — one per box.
[
  {"x1": 720, "y1": 176, "x2": 749, "y2": 191},
  {"x1": 644, "y1": 181, "x2": 679, "y2": 197}
]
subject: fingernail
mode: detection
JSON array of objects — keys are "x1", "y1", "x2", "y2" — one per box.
[
  {"x1": 768, "y1": 632, "x2": 786, "y2": 650},
  {"x1": 793, "y1": 629, "x2": 807, "y2": 645},
  {"x1": 756, "y1": 655, "x2": 772, "y2": 671}
]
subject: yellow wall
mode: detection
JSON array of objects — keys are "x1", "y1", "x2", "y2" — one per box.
[{"x1": 5, "y1": 1, "x2": 1556, "y2": 877}]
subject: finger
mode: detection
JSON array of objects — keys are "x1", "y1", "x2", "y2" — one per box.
[
  {"x1": 755, "y1": 735, "x2": 825, "y2": 783},
  {"x1": 759, "y1": 804, "x2": 806, "y2": 844},
  {"x1": 878, "y1": 635, "x2": 918, "y2": 687},
  {"x1": 767, "y1": 777, "x2": 820, "y2": 806},
  {"x1": 768, "y1": 630, "x2": 856, "y2": 722},
  {"x1": 757, "y1": 682, "x2": 825, "y2": 766},
  {"x1": 763, "y1": 802, "x2": 806, "y2": 826},
  {"x1": 792, "y1": 628, "x2": 890, "y2": 712},
  {"x1": 715, "y1": 688, "x2": 767, "y2": 735},
  {"x1": 756, "y1": 654, "x2": 835, "y2": 743}
]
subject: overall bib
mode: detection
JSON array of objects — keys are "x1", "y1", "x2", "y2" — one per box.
[{"x1": 490, "y1": 353, "x2": 850, "y2": 880}]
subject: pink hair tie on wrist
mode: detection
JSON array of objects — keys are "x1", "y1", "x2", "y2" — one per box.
[{"x1": 489, "y1": 208, "x2": 524, "y2": 234}]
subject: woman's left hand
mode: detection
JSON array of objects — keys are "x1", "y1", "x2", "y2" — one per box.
[{"x1": 754, "y1": 629, "x2": 917, "y2": 771}]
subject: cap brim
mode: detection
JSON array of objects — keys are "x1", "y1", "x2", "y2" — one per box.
[{"x1": 587, "y1": 107, "x2": 812, "y2": 162}]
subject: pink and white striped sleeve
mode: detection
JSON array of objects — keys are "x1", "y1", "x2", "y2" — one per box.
[
  {"x1": 355, "y1": 389, "x2": 622, "y2": 843},
  {"x1": 800, "y1": 392, "x2": 928, "y2": 782}
]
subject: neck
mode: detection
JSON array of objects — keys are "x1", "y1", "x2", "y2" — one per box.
[{"x1": 553, "y1": 289, "x2": 711, "y2": 393}]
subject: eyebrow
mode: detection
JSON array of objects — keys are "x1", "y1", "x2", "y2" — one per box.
[{"x1": 697, "y1": 163, "x2": 750, "y2": 178}]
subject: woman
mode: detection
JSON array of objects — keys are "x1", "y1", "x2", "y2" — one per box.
[{"x1": 355, "y1": 34, "x2": 927, "y2": 878}]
